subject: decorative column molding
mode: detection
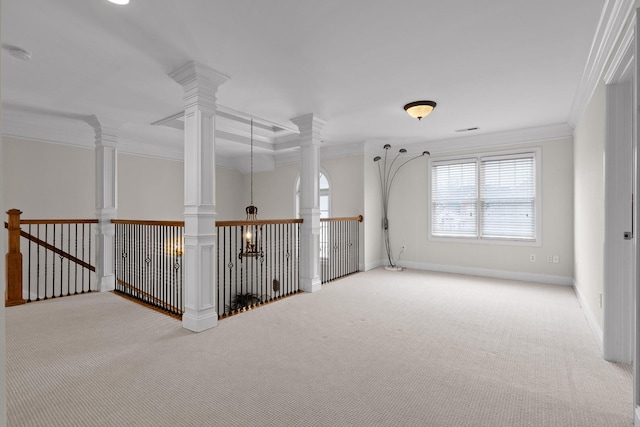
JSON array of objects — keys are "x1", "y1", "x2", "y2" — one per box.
[
  {"x1": 291, "y1": 113, "x2": 326, "y2": 293},
  {"x1": 170, "y1": 61, "x2": 229, "y2": 332},
  {"x1": 85, "y1": 115, "x2": 119, "y2": 293}
]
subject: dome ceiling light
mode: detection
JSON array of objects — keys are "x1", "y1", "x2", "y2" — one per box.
[{"x1": 403, "y1": 100, "x2": 437, "y2": 121}]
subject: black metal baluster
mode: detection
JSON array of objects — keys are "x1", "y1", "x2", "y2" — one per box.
[
  {"x1": 340, "y1": 220, "x2": 345, "y2": 278},
  {"x1": 52, "y1": 224, "x2": 57, "y2": 298},
  {"x1": 44, "y1": 224, "x2": 50, "y2": 299},
  {"x1": 298, "y1": 222, "x2": 301, "y2": 291},
  {"x1": 216, "y1": 226, "x2": 220, "y2": 317},
  {"x1": 168, "y1": 225, "x2": 173, "y2": 312},
  {"x1": 280, "y1": 223, "x2": 285, "y2": 296},
  {"x1": 136, "y1": 224, "x2": 141, "y2": 300},
  {"x1": 57, "y1": 224, "x2": 62, "y2": 296},
  {"x1": 81, "y1": 222, "x2": 86, "y2": 293},
  {"x1": 126, "y1": 223, "x2": 131, "y2": 297},
  {"x1": 27, "y1": 225, "x2": 32, "y2": 302},
  {"x1": 228, "y1": 226, "x2": 233, "y2": 316},
  {"x1": 178, "y1": 226, "x2": 183, "y2": 315},
  {"x1": 160, "y1": 226, "x2": 165, "y2": 313},
  {"x1": 66, "y1": 223, "x2": 71, "y2": 296},
  {"x1": 269, "y1": 224, "x2": 273, "y2": 300}
]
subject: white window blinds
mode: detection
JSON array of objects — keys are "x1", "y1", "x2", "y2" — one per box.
[
  {"x1": 431, "y1": 151, "x2": 538, "y2": 242},
  {"x1": 480, "y1": 155, "x2": 535, "y2": 240},
  {"x1": 431, "y1": 161, "x2": 477, "y2": 237}
]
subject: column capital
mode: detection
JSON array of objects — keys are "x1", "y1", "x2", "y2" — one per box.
[
  {"x1": 291, "y1": 113, "x2": 326, "y2": 144},
  {"x1": 85, "y1": 115, "x2": 120, "y2": 148},
  {"x1": 169, "y1": 61, "x2": 229, "y2": 114}
]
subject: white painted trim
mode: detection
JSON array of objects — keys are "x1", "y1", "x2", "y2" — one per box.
[
  {"x1": 399, "y1": 260, "x2": 573, "y2": 286},
  {"x1": 603, "y1": 18, "x2": 635, "y2": 84},
  {"x1": 364, "y1": 259, "x2": 384, "y2": 271},
  {"x1": 568, "y1": 0, "x2": 636, "y2": 127},
  {"x1": 635, "y1": 406, "x2": 640, "y2": 427},
  {"x1": 364, "y1": 123, "x2": 573, "y2": 158},
  {"x1": 573, "y1": 279, "x2": 605, "y2": 353}
]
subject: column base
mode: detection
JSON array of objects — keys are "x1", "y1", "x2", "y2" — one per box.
[
  {"x1": 182, "y1": 309, "x2": 218, "y2": 332},
  {"x1": 98, "y1": 275, "x2": 115, "y2": 292},
  {"x1": 301, "y1": 277, "x2": 321, "y2": 293}
]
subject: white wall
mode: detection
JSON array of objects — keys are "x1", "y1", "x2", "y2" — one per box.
[
  {"x1": 574, "y1": 78, "x2": 606, "y2": 331},
  {"x1": 2, "y1": 138, "x2": 252, "y2": 222},
  {"x1": 384, "y1": 138, "x2": 574, "y2": 283},
  {"x1": 364, "y1": 152, "x2": 384, "y2": 269},
  {"x1": 118, "y1": 153, "x2": 183, "y2": 220},
  {"x1": 322, "y1": 155, "x2": 364, "y2": 217},
  {"x1": 246, "y1": 162, "x2": 300, "y2": 219},
  {"x1": 216, "y1": 166, "x2": 245, "y2": 221},
  {"x1": 2, "y1": 136, "x2": 94, "y2": 219}
]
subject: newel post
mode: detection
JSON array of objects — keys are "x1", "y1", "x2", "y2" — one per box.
[{"x1": 5, "y1": 209, "x2": 25, "y2": 306}]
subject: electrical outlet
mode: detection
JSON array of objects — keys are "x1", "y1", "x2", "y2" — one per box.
[
  {"x1": 547, "y1": 255, "x2": 553, "y2": 263},
  {"x1": 530, "y1": 254, "x2": 536, "y2": 262},
  {"x1": 553, "y1": 255, "x2": 559, "y2": 264}
]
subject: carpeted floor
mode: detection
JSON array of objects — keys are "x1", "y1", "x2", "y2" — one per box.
[{"x1": 5, "y1": 268, "x2": 633, "y2": 426}]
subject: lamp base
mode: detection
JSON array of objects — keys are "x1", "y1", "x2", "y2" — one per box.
[{"x1": 384, "y1": 265, "x2": 405, "y2": 271}]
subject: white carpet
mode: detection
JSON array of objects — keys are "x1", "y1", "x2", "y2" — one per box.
[{"x1": 6, "y1": 268, "x2": 633, "y2": 426}]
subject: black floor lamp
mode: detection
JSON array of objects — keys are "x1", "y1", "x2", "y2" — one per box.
[{"x1": 374, "y1": 144, "x2": 430, "y2": 269}]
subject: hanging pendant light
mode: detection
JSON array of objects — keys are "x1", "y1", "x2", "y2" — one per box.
[{"x1": 241, "y1": 118, "x2": 261, "y2": 258}]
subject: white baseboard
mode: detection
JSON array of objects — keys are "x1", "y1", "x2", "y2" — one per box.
[
  {"x1": 364, "y1": 260, "x2": 383, "y2": 271},
  {"x1": 397, "y1": 261, "x2": 574, "y2": 286},
  {"x1": 572, "y1": 279, "x2": 604, "y2": 353}
]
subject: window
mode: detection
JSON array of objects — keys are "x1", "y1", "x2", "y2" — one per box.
[
  {"x1": 295, "y1": 172, "x2": 330, "y2": 218},
  {"x1": 430, "y1": 150, "x2": 539, "y2": 243}
]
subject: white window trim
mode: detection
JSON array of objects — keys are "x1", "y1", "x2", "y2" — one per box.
[{"x1": 427, "y1": 147, "x2": 542, "y2": 247}]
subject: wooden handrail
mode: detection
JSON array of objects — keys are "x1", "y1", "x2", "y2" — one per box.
[
  {"x1": 19, "y1": 219, "x2": 98, "y2": 225},
  {"x1": 111, "y1": 219, "x2": 185, "y2": 227},
  {"x1": 112, "y1": 219, "x2": 304, "y2": 227},
  {"x1": 216, "y1": 218, "x2": 304, "y2": 227},
  {"x1": 111, "y1": 217, "x2": 364, "y2": 227},
  {"x1": 320, "y1": 215, "x2": 363, "y2": 223}
]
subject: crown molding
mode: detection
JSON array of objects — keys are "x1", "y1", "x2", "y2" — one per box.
[
  {"x1": 603, "y1": 16, "x2": 635, "y2": 84},
  {"x1": 365, "y1": 123, "x2": 573, "y2": 158},
  {"x1": 567, "y1": 0, "x2": 636, "y2": 127}
]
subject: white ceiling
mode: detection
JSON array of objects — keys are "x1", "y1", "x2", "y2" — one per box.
[{"x1": 1, "y1": 0, "x2": 605, "y2": 165}]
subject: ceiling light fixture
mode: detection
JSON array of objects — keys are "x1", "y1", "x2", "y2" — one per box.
[
  {"x1": 108, "y1": 0, "x2": 130, "y2": 5},
  {"x1": 404, "y1": 100, "x2": 437, "y2": 121},
  {"x1": 240, "y1": 118, "x2": 262, "y2": 258}
]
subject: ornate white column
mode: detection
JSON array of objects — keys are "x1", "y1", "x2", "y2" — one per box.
[
  {"x1": 291, "y1": 114, "x2": 325, "y2": 293},
  {"x1": 170, "y1": 61, "x2": 228, "y2": 332},
  {"x1": 86, "y1": 116, "x2": 118, "y2": 292}
]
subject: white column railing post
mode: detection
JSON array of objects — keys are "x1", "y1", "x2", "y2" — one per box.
[
  {"x1": 291, "y1": 113, "x2": 325, "y2": 293},
  {"x1": 170, "y1": 61, "x2": 228, "y2": 332},
  {"x1": 86, "y1": 116, "x2": 118, "y2": 293}
]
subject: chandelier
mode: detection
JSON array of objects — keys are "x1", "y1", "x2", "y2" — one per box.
[{"x1": 240, "y1": 118, "x2": 262, "y2": 258}]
